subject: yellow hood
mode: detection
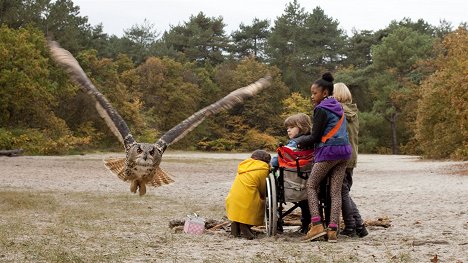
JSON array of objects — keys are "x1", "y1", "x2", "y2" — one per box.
[{"x1": 237, "y1": 158, "x2": 270, "y2": 175}]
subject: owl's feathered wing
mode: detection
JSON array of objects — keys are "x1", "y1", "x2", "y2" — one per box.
[
  {"x1": 103, "y1": 158, "x2": 174, "y2": 186},
  {"x1": 48, "y1": 41, "x2": 135, "y2": 150},
  {"x1": 49, "y1": 40, "x2": 271, "y2": 190},
  {"x1": 155, "y1": 76, "x2": 272, "y2": 150}
]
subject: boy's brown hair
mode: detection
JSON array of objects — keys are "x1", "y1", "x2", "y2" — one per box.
[
  {"x1": 284, "y1": 113, "x2": 312, "y2": 135},
  {"x1": 251, "y1": 150, "x2": 271, "y2": 164}
]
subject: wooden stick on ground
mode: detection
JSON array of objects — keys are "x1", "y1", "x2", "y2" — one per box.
[{"x1": 207, "y1": 221, "x2": 230, "y2": 231}]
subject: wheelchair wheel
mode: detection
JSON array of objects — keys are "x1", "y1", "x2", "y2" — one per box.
[{"x1": 265, "y1": 173, "x2": 278, "y2": 236}]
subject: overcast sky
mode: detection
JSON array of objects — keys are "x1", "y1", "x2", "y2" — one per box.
[{"x1": 72, "y1": 0, "x2": 467, "y2": 36}]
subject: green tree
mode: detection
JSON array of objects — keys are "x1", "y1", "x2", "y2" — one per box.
[
  {"x1": 267, "y1": 0, "x2": 308, "y2": 92},
  {"x1": 42, "y1": 0, "x2": 93, "y2": 53},
  {"x1": 334, "y1": 67, "x2": 374, "y2": 112},
  {"x1": 343, "y1": 29, "x2": 379, "y2": 68},
  {"x1": 0, "y1": 0, "x2": 44, "y2": 29},
  {"x1": 160, "y1": 12, "x2": 229, "y2": 65},
  {"x1": 121, "y1": 19, "x2": 159, "y2": 64},
  {"x1": 302, "y1": 7, "x2": 346, "y2": 68},
  {"x1": 386, "y1": 18, "x2": 435, "y2": 36},
  {"x1": 370, "y1": 26, "x2": 434, "y2": 154},
  {"x1": 134, "y1": 57, "x2": 202, "y2": 134},
  {"x1": 267, "y1": 1, "x2": 346, "y2": 93},
  {"x1": 0, "y1": 0, "x2": 96, "y2": 53},
  {"x1": 230, "y1": 18, "x2": 270, "y2": 60}
]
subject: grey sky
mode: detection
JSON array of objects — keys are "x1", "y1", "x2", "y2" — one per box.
[{"x1": 73, "y1": 0, "x2": 467, "y2": 36}]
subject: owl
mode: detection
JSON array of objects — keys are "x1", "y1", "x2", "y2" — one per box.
[{"x1": 48, "y1": 41, "x2": 272, "y2": 195}]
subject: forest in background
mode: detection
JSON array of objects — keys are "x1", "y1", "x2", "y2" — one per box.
[{"x1": 0, "y1": 0, "x2": 466, "y2": 160}]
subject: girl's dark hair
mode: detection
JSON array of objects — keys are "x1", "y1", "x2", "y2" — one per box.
[{"x1": 314, "y1": 72, "x2": 334, "y2": 95}]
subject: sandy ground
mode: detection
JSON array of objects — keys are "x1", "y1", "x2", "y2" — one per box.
[{"x1": 0, "y1": 152, "x2": 467, "y2": 262}]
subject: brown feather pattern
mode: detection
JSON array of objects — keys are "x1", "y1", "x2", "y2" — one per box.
[
  {"x1": 104, "y1": 158, "x2": 173, "y2": 187},
  {"x1": 103, "y1": 158, "x2": 126, "y2": 181},
  {"x1": 48, "y1": 41, "x2": 135, "y2": 149}
]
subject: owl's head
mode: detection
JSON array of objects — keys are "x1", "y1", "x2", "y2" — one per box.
[{"x1": 127, "y1": 143, "x2": 163, "y2": 167}]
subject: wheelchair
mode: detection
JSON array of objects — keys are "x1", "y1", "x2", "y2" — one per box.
[{"x1": 265, "y1": 145, "x2": 331, "y2": 236}]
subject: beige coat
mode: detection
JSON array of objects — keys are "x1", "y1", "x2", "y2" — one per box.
[{"x1": 343, "y1": 103, "x2": 359, "y2": 168}]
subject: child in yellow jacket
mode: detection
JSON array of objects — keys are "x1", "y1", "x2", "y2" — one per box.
[{"x1": 226, "y1": 150, "x2": 271, "y2": 239}]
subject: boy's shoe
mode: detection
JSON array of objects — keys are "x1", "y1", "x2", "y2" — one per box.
[
  {"x1": 230, "y1": 222, "x2": 240, "y2": 237},
  {"x1": 339, "y1": 228, "x2": 357, "y2": 237},
  {"x1": 301, "y1": 221, "x2": 311, "y2": 234},
  {"x1": 356, "y1": 225, "x2": 368, "y2": 238},
  {"x1": 327, "y1": 227, "x2": 338, "y2": 243},
  {"x1": 239, "y1": 223, "x2": 255, "y2": 240},
  {"x1": 302, "y1": 223, "x2": 326, "y2": 242}
]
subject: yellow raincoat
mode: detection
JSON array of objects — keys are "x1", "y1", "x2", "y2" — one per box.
[{"x1": 225, "y1": 158, "x2": 270, "y2": 226}]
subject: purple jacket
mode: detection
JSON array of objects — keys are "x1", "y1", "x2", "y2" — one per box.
[{"x1": 295, "y1": 97, "x2": 352, "y2": 162}]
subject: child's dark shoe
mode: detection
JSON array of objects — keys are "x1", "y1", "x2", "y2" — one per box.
[
  {"x1": 356, "y1": 225, "x2": 368, "y2": 238},
  {"x1": 230, "y1": 221, "x2": 240, "y2": 237},
  {"x1": 339, "y1": 228, "x2": 357, "y2": 237},
  {"x1": 300, "y1": 221, "x2": 311, "y2": 234},
  {"x1": 239, "y1": 223, "x2": 255, "y2": 240}
]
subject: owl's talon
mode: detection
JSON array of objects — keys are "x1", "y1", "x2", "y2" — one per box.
[
  {"x1": 138, "y1": 182, "x2": 146, "y2": 196},
  {"x1": 130, "y1": 180, "x2": 138, "y2": 193}
]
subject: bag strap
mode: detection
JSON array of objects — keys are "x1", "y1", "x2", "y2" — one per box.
[{"x1": 321, "y1": 113, "x2": 344, "y2": 143}]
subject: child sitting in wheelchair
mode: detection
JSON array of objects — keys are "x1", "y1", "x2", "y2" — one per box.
[
  {"x1": 225, "y1": 150, "x2": 271, "y2": 239},
  {"x1": 270, "y1": 113, "x2": 313, "y2": 233}
]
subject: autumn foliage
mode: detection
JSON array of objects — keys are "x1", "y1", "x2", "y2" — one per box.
[
  {"x1": 415, "y1": 28, "x2": 468, "y2": 159},
  {"x1": 0, "y1": 1, "x2": 467, "y2": 159}
]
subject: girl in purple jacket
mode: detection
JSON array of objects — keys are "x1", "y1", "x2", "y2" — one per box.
[{"x1": 296, "y1": 73, "x2": 352, "y2": 243}]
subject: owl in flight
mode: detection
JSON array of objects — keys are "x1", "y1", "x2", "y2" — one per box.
[{"x1": 48, "y1": 41, "x2": 272, "y2": 196}]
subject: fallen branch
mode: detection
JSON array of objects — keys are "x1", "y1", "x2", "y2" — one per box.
[
  {"x1": 205, "y1": 219, "x2": 225, "y2": 229},
  {"x1": 0, "y1": 149, "x2": 23, "y2": 157},
  {"x1": 168, "y1": 219, "x2": 185, "y2": 228},
  {"x1": 168, "y1": 218, "x2": 225, "y2": 230},
  {"x1": 283, "y1": 219, "x2": 302, "y2": 226},
  {"x1": 207, "y1": 221, "x2": 230, "y2": 231},
  {"x1": 365, "y1": 217, "x2": 392, "y2": 228}
]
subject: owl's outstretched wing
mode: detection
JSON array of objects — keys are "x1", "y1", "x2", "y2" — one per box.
[
  {"x1": 48, "y1": 41, "x2": 135, "y2": 149},
  {"x1": 155, "y1": 76, "x2": 272, "y2": 151}
]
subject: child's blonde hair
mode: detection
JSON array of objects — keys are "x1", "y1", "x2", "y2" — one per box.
[
  {"x1": 284, "y1": 113, "x2": 312, "y2": 135},
  {"x1": 333, "y1": 83, "x2": 352, "y2": 103}
]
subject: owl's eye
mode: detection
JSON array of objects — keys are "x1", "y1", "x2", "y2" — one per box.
[
  {"x1": 149, "y1": 149, "x2": 155, "y2": 156},
  {"x1": 137, "y1": 147, "x2": 143, "y2": 154}
]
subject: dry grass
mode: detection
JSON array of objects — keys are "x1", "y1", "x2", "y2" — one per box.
[{"x1": 0, "y1": 191, "x2": 178, "y2": 262}]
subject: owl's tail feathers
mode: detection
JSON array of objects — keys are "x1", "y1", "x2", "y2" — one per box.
[
  {"x1": 103, "y1": 158, "x2": 127, "y2": 181},
  {"x1": 149, "y1": 167, "x2": 174, "y2": 187}
]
